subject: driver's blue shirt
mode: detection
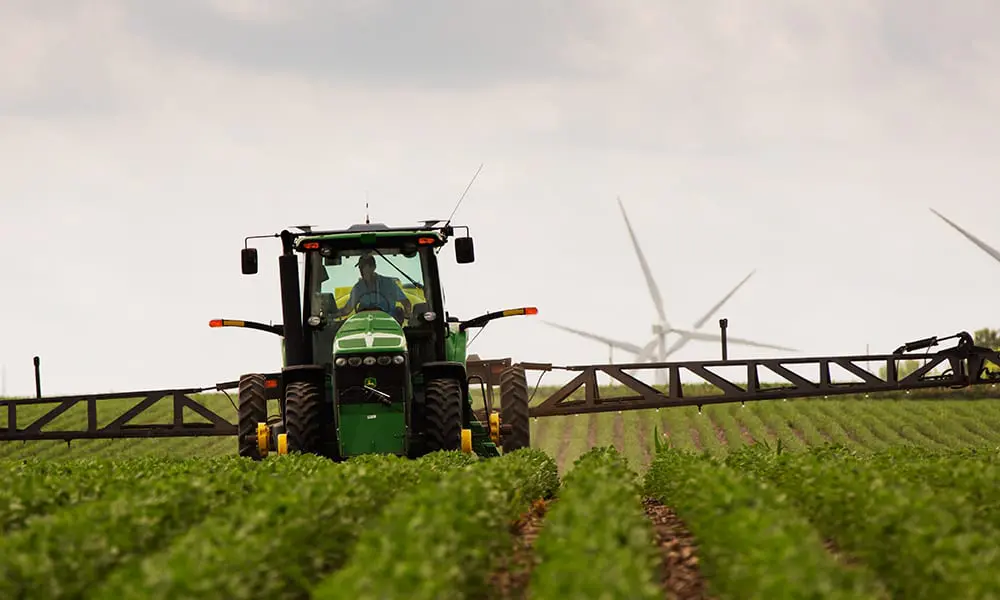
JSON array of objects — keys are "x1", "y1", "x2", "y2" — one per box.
[{"x1": 348, "y1": 274, "x2": 405, "y2": 313}]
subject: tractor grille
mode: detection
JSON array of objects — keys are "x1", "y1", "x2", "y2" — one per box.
[{"x1": 335, "y1": 359, "x2": 407, "y2": 405}]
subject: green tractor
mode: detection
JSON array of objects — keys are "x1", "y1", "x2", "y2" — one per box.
[{"x1": 218, "y1": 220, "x2": 534, "y2": 461}]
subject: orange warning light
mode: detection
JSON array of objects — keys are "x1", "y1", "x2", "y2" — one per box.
[
  {"x1": 209, "y1": 319, "x2": 245, "y2": 328},
  {"x1": 501, "y1": 307, "x2": 538, "y2": 317}
]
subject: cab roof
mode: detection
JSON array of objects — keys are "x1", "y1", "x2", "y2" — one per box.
[{"x1": 292, "y1": 220, "x2": 451, "y2": 251}]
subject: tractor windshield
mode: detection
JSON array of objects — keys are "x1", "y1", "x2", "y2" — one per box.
[{"x1": 306, "y1": 247, "x2": 431, "y2": 329}]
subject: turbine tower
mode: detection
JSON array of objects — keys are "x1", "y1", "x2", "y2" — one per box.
[{"x1": 544, "y1": 197, "x2": 798, "y2": 386}]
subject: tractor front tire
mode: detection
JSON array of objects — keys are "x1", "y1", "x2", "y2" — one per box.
[
  {"x1": 238, "y1": 373, "x2": 268, "y2": 460},
  {"x1": 423, "y1": 378, "x2": 463, "y2": 452},
  {"x1": 284, "y1": 381, "x2": 325, "y2": 456},
  {"x1": 500, "y1": 364, "x2": 530, "y2": 452}
]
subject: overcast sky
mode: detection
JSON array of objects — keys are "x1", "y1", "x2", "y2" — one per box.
[{"x1": 3, "y1": 1, "x2": 1000, "y2": 396}]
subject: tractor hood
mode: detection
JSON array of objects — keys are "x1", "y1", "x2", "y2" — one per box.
[{"x1": 333, "y1": 311, "x2": 407, "y2": 354}]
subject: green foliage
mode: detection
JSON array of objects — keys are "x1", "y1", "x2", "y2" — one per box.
[
  {"x1": 311, "y1": 448, "x2": 559, "y2": 600},
  {"x1": 974, "y1": 327, "x2": 1000, "y2": 350},
  {"x1": 857, "y1": 447, "x2": 1000, "y2": 525},
  {"x1": 530, "y1": 446, "x2": 661, "y2": 599},
  {"x1": 731, "y1": 445, "x2": 1000, "y2": 599},
  {"x1": 651, "y1": 425, "x2": 673, "y2": 453},
  {"x1": 645, "y1": 446, "x2": 887, "y2": 600},
  {"x1": 95, "y1": 451, "x2": 478, "y2": 600},
  {"x1": 0, "y1": 456, "x2": 194, "y2": 534},
  {"x1": 0, "y1": 456, "x2": 286, "y2": 600},
  {"x1": 974, "y1": 327, "x2": 1000, "y2": 376},
  {"x1": 3, "y1": 431, "x2": 1000, "y2": 599}
]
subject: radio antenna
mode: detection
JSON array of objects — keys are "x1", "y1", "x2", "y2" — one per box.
[
  {"x1": 365, "y1": 192, "x2": 370, "y2": 224},
  {"x1": 444, "y1": 162, "x2": 483, "y2": 228}
]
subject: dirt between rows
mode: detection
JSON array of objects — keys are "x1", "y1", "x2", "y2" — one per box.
[
  {"x1": 490, "y1": 498, "x2": 551, "y2": 599},
  {"x1": 489, "y1": 497, "x2": 712, "y2": 600},
  {"x1": 644, "y1": 498, "x2": 715, "y2": 600}
]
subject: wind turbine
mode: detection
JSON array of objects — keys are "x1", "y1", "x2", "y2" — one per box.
[
  {"x1": 544, "y1": 197, "x2": 798, "y2": 386},
  {"x1": 930, "y1": 208, "x2": 1000, "y2": 263}
]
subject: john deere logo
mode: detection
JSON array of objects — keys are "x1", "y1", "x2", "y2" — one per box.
[{"x1": 364, "y1": 376, "x2": 377, "y2": 387}]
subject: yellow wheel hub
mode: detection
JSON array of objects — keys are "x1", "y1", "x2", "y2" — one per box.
[
  {"x1": 256, "y1": 422, "x2": 270, "y2": 457},
  {"x1": 460, "y1": 428, "x2": 473, "y2": 453},
  {"x1": 488, "y1": 413, "x2": 500, "y2": 445}
]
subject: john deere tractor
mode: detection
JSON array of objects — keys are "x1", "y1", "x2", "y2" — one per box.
[{"x1": 221, "y1": 220, "x2": 534, "y2": 461}]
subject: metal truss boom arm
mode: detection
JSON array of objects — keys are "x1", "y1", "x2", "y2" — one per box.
[
  {"x1": 521, "y1": 331, "x2": 1000, "y2": 417},
  {"x1": 0, "y1": 379, "x2": 280, "y2": 443},
  {"x1": 3, "y1": 332, "x2": 997, "y2": 445}
]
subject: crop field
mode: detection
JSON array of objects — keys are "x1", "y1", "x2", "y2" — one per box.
[{"x1": 1, "y1": 386, "x2": 999, "y2": 599}]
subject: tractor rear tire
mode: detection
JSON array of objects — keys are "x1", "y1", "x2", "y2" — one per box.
[
  {"x1": 423, "y1": 378, "x2": 463, "y2": 452},
  {"x1": 284, "y1": 381, "x2": 325, "y2": 456},
  {"x1": 500, "y1": 365, "x2": 530, "y2": 452},
  {"x1": 238, "y1": 373, "x2": 268, "y2": 460}
]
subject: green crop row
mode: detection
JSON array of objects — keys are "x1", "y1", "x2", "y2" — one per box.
[
  {"x1": 312, "y1": 447, "x2": 560, "y2": 600},
  {"x1": 726, "y1": 445, "x2": 1000, "y2": 599},
  {"x1": 529, "y1": 446, "x2": 662, "y2": 600},
  {"x1": 95, "y1": 450, "x2": 479, "y2": 600},
  {"x1": 795, "y1": 445, "x2": 1000, "y2": 526},
  {"x1": 0, "y1": 455, "x2": 311, "y2": 600},
  {"x1": 0, "y1": 456, "x2": 199, "y2": 534},
  {"x1": 644, "y1": 447, "x2": 887, "y2": 600}
]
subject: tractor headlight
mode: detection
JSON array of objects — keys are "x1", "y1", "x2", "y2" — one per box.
[
  {"x1": 377, "y1": 355, "x2": 391, "y2": 365},
  {"x1": 393, "y1": 355, "x2": 405, "y2": 365},
  {"x1": 348, "y1": 356, "x2": 362, "y2": 367},
  {"x1": 363, "y1": 356, "x2": 376, "y2": 366},
  {"x1": 335, "y1": 357, "x2": 347, "y2": 367}
]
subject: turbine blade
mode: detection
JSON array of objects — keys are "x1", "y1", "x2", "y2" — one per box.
[
  {"x1": 673, "y1": 328, "x2": 798, "y2": 352},
  {"x1": 542, "y1": 320, "x2": 645, "y2": 355},
  {"x1": 691, "y1": 269, "x2": 756, "y2": 330},
  {"x1": 636, "y1": 337, "x2": 659, "y2": 362},
  {"x1": 661, "y1": 333, "x2": 693, "y2": 359},
  {"x1": 617, "y1": 197, "x2": 669, "y2": 327},
  {"x1": 930, "y1": 208, "x2": 1000, "y2": 264}
]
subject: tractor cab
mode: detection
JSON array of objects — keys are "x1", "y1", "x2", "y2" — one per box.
[{"x1": 297, "y1": 223, "x2": 466, "y2": 372}]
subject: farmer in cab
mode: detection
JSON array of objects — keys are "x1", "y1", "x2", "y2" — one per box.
[{"x1": 332, "y1": 253, "x2": 412, "y2": 321}]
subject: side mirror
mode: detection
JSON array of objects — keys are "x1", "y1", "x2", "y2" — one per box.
[
  {"x1": 455, "y1": 236, "x2": 475, "y2": 264},
  {"x1": 241, "y1": 247, "x2": 259, "y2": 275}
]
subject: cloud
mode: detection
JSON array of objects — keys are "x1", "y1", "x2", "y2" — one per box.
[
  {"x1": 122, "y1": 0, "x2": 607, "y2": 87},
  {"x1": 2, "y1": 1, "x2": 1000, "y2": 395},
  {"x1": 0, "y1": 2, "x2": 128, "y2": 117},
  {"x1": 5, "y1": 1, "x2": 999, "y2": 154},
  {"x1": 545, "y1": 1, "x2": 1000, "y2": 156}
]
